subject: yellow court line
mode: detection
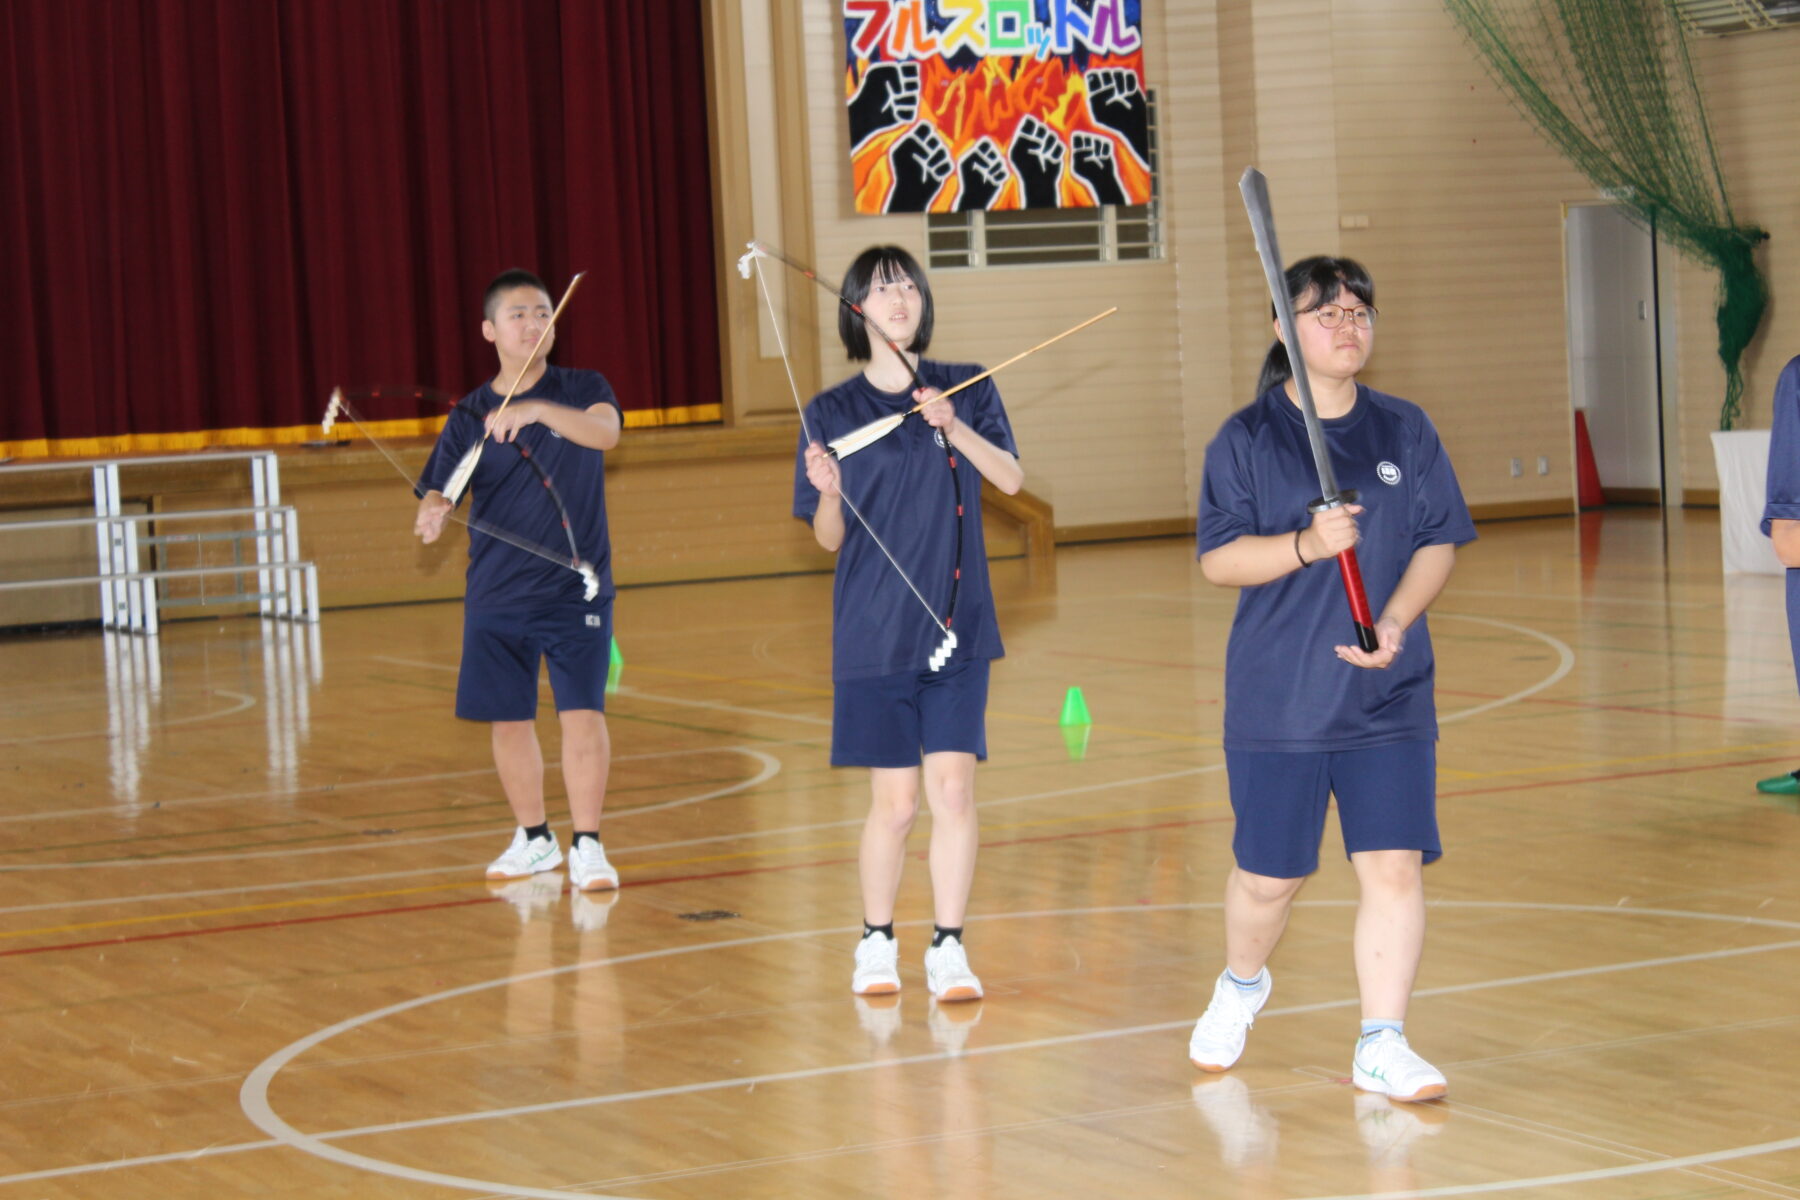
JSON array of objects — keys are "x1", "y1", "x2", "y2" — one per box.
[{"x1": 4, "y1": 801, "x2": 1228, "y2": 944}]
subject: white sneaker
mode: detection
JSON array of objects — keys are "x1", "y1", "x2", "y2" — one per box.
[
  {"x1": 923, "y1": 935, "x2": 983, "y2": 1001},
  {"x1": 488, "y1": 874, "x2": 563, "y2": 924},
  {"x1": 1188, "y1": 968, "x2": 1270, "y2": 1072},
  {"x1": 852, "y1": 933, "x2": 902, "y2": 995},
  {"x1": 1352, "y1": 1029, "x2": 1448, "y2": 1102},
  {"x1": 486, "y1": 827, "x2": 562, "y2": 879},
  {"x1": 567, "y1": 837, "x2": 620, "y2": 892},
  {"x1": 1191, "y1": 1075, "x2": 1278, "y2": 1170}
]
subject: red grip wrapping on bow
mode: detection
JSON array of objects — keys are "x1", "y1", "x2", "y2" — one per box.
[{"x1": 1335, "y1": 547, "x2": 1380, "y2": 652}]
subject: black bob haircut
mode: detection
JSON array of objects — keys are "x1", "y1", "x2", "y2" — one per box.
[
  {"x1": 483, "y1": 268, "x2": 552, "y2": 322},
  {"x1": 1255, "y1": 256, "x2": 1375, "y2": 397},
  {"x1": 837, "y1": 245, "x2": 934, "y2": 361}
]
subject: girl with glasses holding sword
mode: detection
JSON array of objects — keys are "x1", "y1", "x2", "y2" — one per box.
[{"x1": 1188, "y1": 256, "x2": 1475, "y2": 1103}]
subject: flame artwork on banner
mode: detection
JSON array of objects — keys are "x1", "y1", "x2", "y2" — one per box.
[{"x1": 844, "y1": 1, "x2": 1150, "y2": 214}]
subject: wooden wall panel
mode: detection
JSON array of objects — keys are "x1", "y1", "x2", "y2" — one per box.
[
  {"x1": 766, "y1": 3, "x2": 1795, "y2": 525},
  {"x1": 1331, "y1": 0, "x2": 1589, "y2": 512}
]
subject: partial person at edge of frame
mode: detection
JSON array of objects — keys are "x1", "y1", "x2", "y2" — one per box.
[{"x1": 1756, "y1": 355, "x2": 1800, "y2": 797}]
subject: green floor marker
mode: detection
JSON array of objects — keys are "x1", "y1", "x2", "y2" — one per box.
[{"x1": 1059, "y1": 686, "x2": 1091, "y2": 760}]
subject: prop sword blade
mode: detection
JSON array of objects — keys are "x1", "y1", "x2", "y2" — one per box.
[{"x1": 1238, "y1": 167, "x2": 1379, "y2": 653}]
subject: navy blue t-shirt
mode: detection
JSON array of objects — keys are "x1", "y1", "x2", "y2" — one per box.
[
  {"x1": 793, "y1": 361, "x2": 1017, "y2": 681},
  {"x1": 1759, "y1": 355, "x2": 1800, "y2": 689},
  {"x1": 1198, "y1": 384, "x2": 1475, "y2": 751},
  {"x1": 417, "y1": 365, "x2": 621, "y2": 610}
]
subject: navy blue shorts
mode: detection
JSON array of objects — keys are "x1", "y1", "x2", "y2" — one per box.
[
  {"x1": 1225, "y1": 740, "x2": 1441, "y2": 879},
  {"x1": 831, "y1": 656, "x2": 990, "y2": 768},
  {"x1": 456, "y1": 600, "x2": 613, "y2": 722}
]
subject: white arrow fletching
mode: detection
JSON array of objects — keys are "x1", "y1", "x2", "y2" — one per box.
[
  {"x1": 321, "y1": 388, "x2": 343, "y2": 435},
  {"x1": 828, "y1": 413, "x2": 906, "y2": 459},
  {"x1": 442, "y1": 441, "x2": 481, "y2": 504}
]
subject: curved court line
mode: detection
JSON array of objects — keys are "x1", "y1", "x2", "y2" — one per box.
[
  {"x1": 1435, "y1": 614, "x2": 1575, "y2": 725},
  {"x1": 0, "y1": 763, "x2": 1221, "y2": 918},
  {"x1": 0, "y1": 688, "x2": 257, "y2": 746},
  {"x1": 611, "y1": 683, "x2": 832, "y2": 727},
  {"x1": 0, "y1": 748, "x2": 781, "y2": 872},
  {"x1": 237, "y1": 901, "x2": 1800, "y2": 1200}
]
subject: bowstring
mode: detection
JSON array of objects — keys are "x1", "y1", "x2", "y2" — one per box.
[
  {"x1": 749, "y1": 255, "x2": 950, "y2": 637},
  {"x1": 326, "y1": 397, "x2": 594, "y2": 581}
]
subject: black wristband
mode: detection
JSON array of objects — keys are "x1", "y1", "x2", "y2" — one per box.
[{"x1": 1294, "y1": 528, "x2": 1309, "y2": 567}]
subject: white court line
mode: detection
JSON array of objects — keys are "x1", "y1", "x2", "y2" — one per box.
[
  {"x1": 0, "y1": 689, "x2": 257, "y2": 746},
  {"x1": 0, "y1": 749, "x2": 1217, "y2": 891},
  {"x1": 1434, "y1": 614, "x2": 1575, "y2": 725},
  {"x1": 0, "y1": 613, "x2": 1579, "y2": 888},
  {"x1": 1, "y1": 906, "x2": 1790, "y2": 1191},
  {"x1": 216, "y1": 901, "x2": 1800, "y2": 1200},
  {"x1": 373, "y1": 654, "x2": 835, "y2": 726},
  {"x1": 0, "y1": 749, "x2": 781, "y2": 872}
]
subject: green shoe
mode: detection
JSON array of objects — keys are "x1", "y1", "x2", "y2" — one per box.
[{"x1": 1755, "y1": 771, "x2": 1800, "y2": 795}]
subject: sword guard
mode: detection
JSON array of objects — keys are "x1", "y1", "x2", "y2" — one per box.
[{"x1": 1307, "y1": 490, "x2": 1359, "y2": 513}]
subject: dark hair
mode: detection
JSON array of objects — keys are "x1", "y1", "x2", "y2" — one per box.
[
  {"x1": 1255, "y1": 256, "x2": 1375, "y2": 397},
  {"x1": 482, "y1": 268, "x2": 551, "y2": 322},
  {"x1": 837, "y1": 245, "x2": 934, "y2": 360}
]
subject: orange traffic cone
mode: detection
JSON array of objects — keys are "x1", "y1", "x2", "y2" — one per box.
[{"x1": 1573, "y1": 410, "x2": 1605, "y2": 509}]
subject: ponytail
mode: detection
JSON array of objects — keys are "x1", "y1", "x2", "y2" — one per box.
[{"x1": 1257, "y1": 341, "x2": 1293, "y2": 397}]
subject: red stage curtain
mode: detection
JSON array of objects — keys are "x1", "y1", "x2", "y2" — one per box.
[{"x1": 0, "y1": 0, "x2": 720, "y2": 452}]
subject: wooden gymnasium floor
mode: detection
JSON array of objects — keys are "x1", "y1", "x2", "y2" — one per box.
[{"x1": 2, "y1": 506, "x2": 1798, "y2": 1200}]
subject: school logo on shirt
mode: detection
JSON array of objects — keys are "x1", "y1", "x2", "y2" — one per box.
[
  {"x1": 585, "y1": 613, "x2": 603, "y2": 627},
  {"x1": 1377, "y1": 461, "x2": 1402, "y2": 486}
]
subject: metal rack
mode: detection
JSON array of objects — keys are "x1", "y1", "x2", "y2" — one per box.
[{"x1": 0, "y1": 451, "x2": 319, "y2": 634}]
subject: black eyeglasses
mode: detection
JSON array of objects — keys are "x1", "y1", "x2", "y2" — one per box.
[{"x1": 1306, "y1": 304, "x2": 1378, "y2": 330}]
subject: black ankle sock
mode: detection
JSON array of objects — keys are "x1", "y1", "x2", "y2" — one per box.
[
  {"x1": 572, "y1": 831, "x2": 599, "y2": 848},
  {"x1": 862, "y1": 922, "x2": 895, "y2": 941},
  {"x1": 931, "y1": 925, "x2": 963, "y2": 947},
  {"x1": 523, "y1": 822, "x2": 552, "y2": 842}
]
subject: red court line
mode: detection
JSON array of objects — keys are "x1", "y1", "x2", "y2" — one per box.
[
  {"x1": 0, "y1": 815, "x2": 1233, "y2": 960},
  {"x1": 0, "y1": 895, "x2": 499, "y2": 959},
  {"x1": 19, "y1": 746, "x2": 1780, "y2": 963}
]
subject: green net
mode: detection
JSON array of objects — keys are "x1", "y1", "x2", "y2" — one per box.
[{"x1": 1442, "y1": 0, "x2": 1768, "y2": 429}]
